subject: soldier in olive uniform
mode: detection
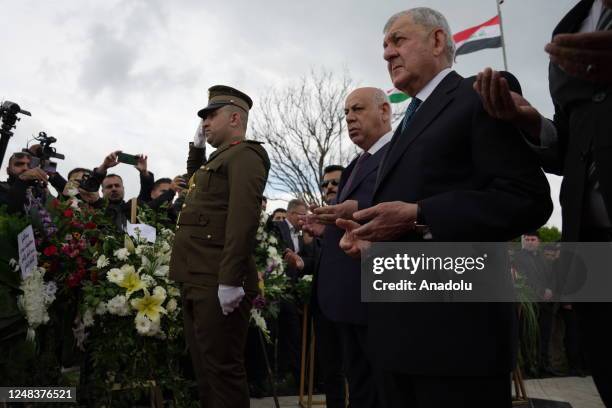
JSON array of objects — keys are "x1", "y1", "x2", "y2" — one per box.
[{"x1": 170, "y1": 85, "x2": 270, "y2": 407}]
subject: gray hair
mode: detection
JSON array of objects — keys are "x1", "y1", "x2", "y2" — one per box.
[
  {"x1": 383, "y1": 7, "x2": 455, "y2": 64},
  {"x1": 372, "y1": 88, "x2": 390, "y2": 106},
  {"x1": 287, "y1": 199, "x2": 307, "y2": 212}
]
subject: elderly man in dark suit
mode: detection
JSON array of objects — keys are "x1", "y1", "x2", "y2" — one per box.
[
  {"x1": 474, "y1": 1, "x2": 612, "y2": 404},
  {"x1": 304, "y1": 87, "x2": 393, "y2": 407},
  {"x1": 337, "y1": 7, "x2": 553, "y2": 408}
]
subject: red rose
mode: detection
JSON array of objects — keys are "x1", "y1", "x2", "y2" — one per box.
[
  {"x1": 67, "y1": 273, "x2": 82, "y2": 288},
  {"x1": 43, "y1": 245, "x2": 58, "y2": 257},
  {"x1": 63, "y1": 209, "x2": 74, "y2": 218},
  {"x1": 84, "y1": 221, "x2": 97, "y2": 230},
  {"x1": 51, "y1": 198, "x2": 60, "y2": 208}
]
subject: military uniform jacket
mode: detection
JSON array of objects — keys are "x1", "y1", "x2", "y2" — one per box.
[{"x1": 169, "y1": 140, "x2": 270, "y2": 292}]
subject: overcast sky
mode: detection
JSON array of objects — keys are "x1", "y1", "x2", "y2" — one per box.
[{"x1": 1, "y1": 0, "x2": 578, "y2": 228}]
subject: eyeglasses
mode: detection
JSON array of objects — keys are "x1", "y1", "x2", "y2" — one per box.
[{"x1": 320, "y1": 179, "x2": 339, "y2": 188}]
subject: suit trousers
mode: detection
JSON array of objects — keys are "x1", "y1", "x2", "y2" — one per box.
[
  {"x1": 314, "y1": 313, "x2": 346, "y2": 408},
  {"x1": 380, "y1": 372, "x2": 511, "y2": 408},
  {"x1": 336, "y1": 323, "x2": 381, "y2": 408},
  {"x1": 182, "y1": 284, "x2": 253, "y2": 408},
  {"x1": 577, "y1": 227, "x2": 612, "y2": 407}
]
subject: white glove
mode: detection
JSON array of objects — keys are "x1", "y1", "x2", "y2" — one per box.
[
  {"x1": 193, "y1": 120, "x2": 206, "y2": 148},
  {"x1": 218, "y1": 284, "x2": 245, "y2": 315}
]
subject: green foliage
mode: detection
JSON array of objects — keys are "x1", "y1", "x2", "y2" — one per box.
[{"x1": 538, "y1": 226, "x2": 561, "y2": 242}]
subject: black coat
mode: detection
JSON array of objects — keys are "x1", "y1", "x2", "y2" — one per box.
[
  {"x1": 366, "y1": 71, "x2": 553, "y2": 376},
  {"x1": 315, "y1": 145, "x2": 387, "y2": 325},
  {"x1": 541, "y1": 0, "x2": 612, "y2": 241},
  {"x1": 273, "y1": 220, "x2": 316, "y2": 280}
]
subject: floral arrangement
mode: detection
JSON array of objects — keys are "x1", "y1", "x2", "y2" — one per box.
[
  {"x1": 17, "y1": 265, "x2": 57, "y2": 341},
  {"x1": 76, "y1": 221, "x2": 193, "y2": 405},
  {"x1": 251, "y1": 213, "x2": 292, "y2": 339},
  {"x1": 80, "y1": 229, "x2": 179, "y2": 339}
]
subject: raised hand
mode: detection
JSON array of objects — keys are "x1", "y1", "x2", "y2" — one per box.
[
  {"x1": 336, "y1": 218, "x2": 370, "y2": 258},
  {"x1": 546, "y1": 31, "x2": 612, "y2": 85},
  {"x1": 99, "y1": 151, "x2": 121, "y2": 172},
  {"x1": 473, "y1": 67, "x2": 542, "y2": 141},
  {"x1": 351, "y1": 201, "x2": 418, "y2": 242},
  {"x1": 312, "y1": 200, "x2": 358, "y2": 224},
  {"x1": 135, "y1": 154, "x2": 148, "y2": 174}
]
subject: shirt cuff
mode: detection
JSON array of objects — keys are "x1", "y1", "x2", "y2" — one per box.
[{"x1": 523, "y1": 116, "x2": 557, "y2": 150}]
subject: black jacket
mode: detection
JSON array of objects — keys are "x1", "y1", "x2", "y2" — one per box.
[
  {"x1": 315, "y1": 144, "x2": 387, "y2": 325},
  {"x1": 366, "y1": 71, "x2": 552, "y2": 376},
  {"x1": 539, "y1": 0, "x2": 612, "y2": 240}
]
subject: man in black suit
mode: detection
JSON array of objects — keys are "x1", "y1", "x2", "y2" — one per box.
[
  {"x1": 337, "y1": 8, "x2": 552, "y2": 407},
  {"x1": 474, "y1": 1, "x2": 612, "y2": 404},
  {"x1": 273, "y1": 199, "x2": 315, "y2": 386},
  {"x1": 305, "y1": 87, "x2": 393, "y2": 407},
  {"x1": 514, "y1": 232, "x2": 556, "y2": 376}
]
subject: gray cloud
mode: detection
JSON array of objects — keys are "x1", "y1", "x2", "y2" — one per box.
[{"x1": 1, "y1": 0, "x2": 578, "y2": 227}]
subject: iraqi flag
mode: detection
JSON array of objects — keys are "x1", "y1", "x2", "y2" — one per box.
[{"x1": 453, "y1": 15, "x2": 502, "y2": 56}]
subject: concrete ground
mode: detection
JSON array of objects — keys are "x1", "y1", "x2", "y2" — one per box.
[{"x1": 250, "y1": 376, "x2": 606, "y2": 408}]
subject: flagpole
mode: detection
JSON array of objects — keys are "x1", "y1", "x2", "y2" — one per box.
[{"x1": 496, "y1": 0, "x2": 509, "y2": 70}]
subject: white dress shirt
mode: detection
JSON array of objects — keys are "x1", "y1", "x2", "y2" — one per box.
[
  {"x1": 415, "y1": 67, "x2": 453, "y2": 105},
  {"x1": 367, "y1": 130, "x2": 393, "y2": 155},
  {"x1": 285, "y1": 218, "x2": 300, "y2": 252}
]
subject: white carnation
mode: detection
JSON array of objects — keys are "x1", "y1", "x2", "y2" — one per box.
[
  {"x1": 166, "y1": 298, "x2": 178, "y2": 313},
  {"x1": 167, "y1": 287, "x2": 180, "y2": 297},
  {"x1": 140, "y1": 274, "x2": 155, "y2": 288},
  {"x1": 135, "y1": 314, "x2": 152, "y2": 335},
  {"x1": 107, "y1": 295, "x2": 130, "y2": 316},
  {"x1": 153, "y1": 286, "x2": 167, "y2": 301},
  {"x1": 114, "y1": 248, "x2": 130, "y2": 261},
  {"x1": 18, "y1": 268, "x2": 55, "y2": 339},
  {"x1": 82, "y1": 309, "x2": 95, "y2": 327},
  {"x1": 106, "y1": 268, "x2": 124, "y2": 284},
  {"x1": 95, "y1": 301, "x2": 108, "y2": 315},
  {"x1": 96, "y1": 255, "x2": 110, "y2": 269}
]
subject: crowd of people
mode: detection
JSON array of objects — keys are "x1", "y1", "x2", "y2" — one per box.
[{"x1": 2, "y1": 1, "x2": 611, "y2": 407}]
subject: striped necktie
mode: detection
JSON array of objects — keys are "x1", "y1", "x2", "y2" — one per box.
[
  {"x1": 597, "y1": 7, "x2": 612, "y2": 30},
  {"x1": 401, "y1": 97, "x2": 423, "y2": 132}
]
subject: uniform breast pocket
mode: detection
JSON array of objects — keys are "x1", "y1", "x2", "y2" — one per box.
[
  {"x1": 190, "y1": 225, "x2": 225, "y2": 247},
  {"x1": 196, "y1": 161, "x2": 225, "y2": 193}
]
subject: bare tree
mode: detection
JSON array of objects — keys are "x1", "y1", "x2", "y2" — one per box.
[{"x1": 251, "y1": 68, "x2": 358, "y2": 206}]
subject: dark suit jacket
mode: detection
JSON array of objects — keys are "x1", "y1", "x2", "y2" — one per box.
[
  {"x1": 513, "y1": 249, "x2": 554, "y2": 300},
  {"x1": 367, "y1": 71, "x2": 553, "y2": 376},
  {"x1": 315, "y1": 145, "x2": 387, "y2": 325},
  {"x1": 273, "y1": 220, "x2": 316, "y2": 280},
  {"x1": 540, "y1": 0, "x2": 612, "y2": 240}
]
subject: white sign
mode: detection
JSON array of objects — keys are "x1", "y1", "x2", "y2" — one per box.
[
  {"x1": 126, "y1": 222, "x2": 157, "y2": 244},
  {"x1": 17, "y1": 225, "x2": 38, "y2": 279}
]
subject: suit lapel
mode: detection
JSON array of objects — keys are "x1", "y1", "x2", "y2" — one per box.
[
  {"x1": 335, "y1": 156, "x2": 357, "y2": 203},
  {"x1": 339, "y1": 147, "x2": 386, "y2": 202},
  {"x1": 375, "y1": 71, "x2": 462, "y2": 193},
  {"x1": 553, "y1": 0, "x2": 593, "y2": 36},
  {"x1": 282, "y1": 222, "x2": 295, "y2": 251}
]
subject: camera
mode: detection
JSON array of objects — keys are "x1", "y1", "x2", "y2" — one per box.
[
  {"x1": 26, "y1": 132, "x2": 65, "y2": 174},
  {"x1": 0, "y1": 100, "x2": 31, "y2": 168}
]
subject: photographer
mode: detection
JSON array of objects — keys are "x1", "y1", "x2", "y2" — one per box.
[
  {"x1": 0, "y1": 150, "x2": 66, "y2": 214},
  {"x1": 146, "y1": 175, "x2": 188, "y2": 222}
]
